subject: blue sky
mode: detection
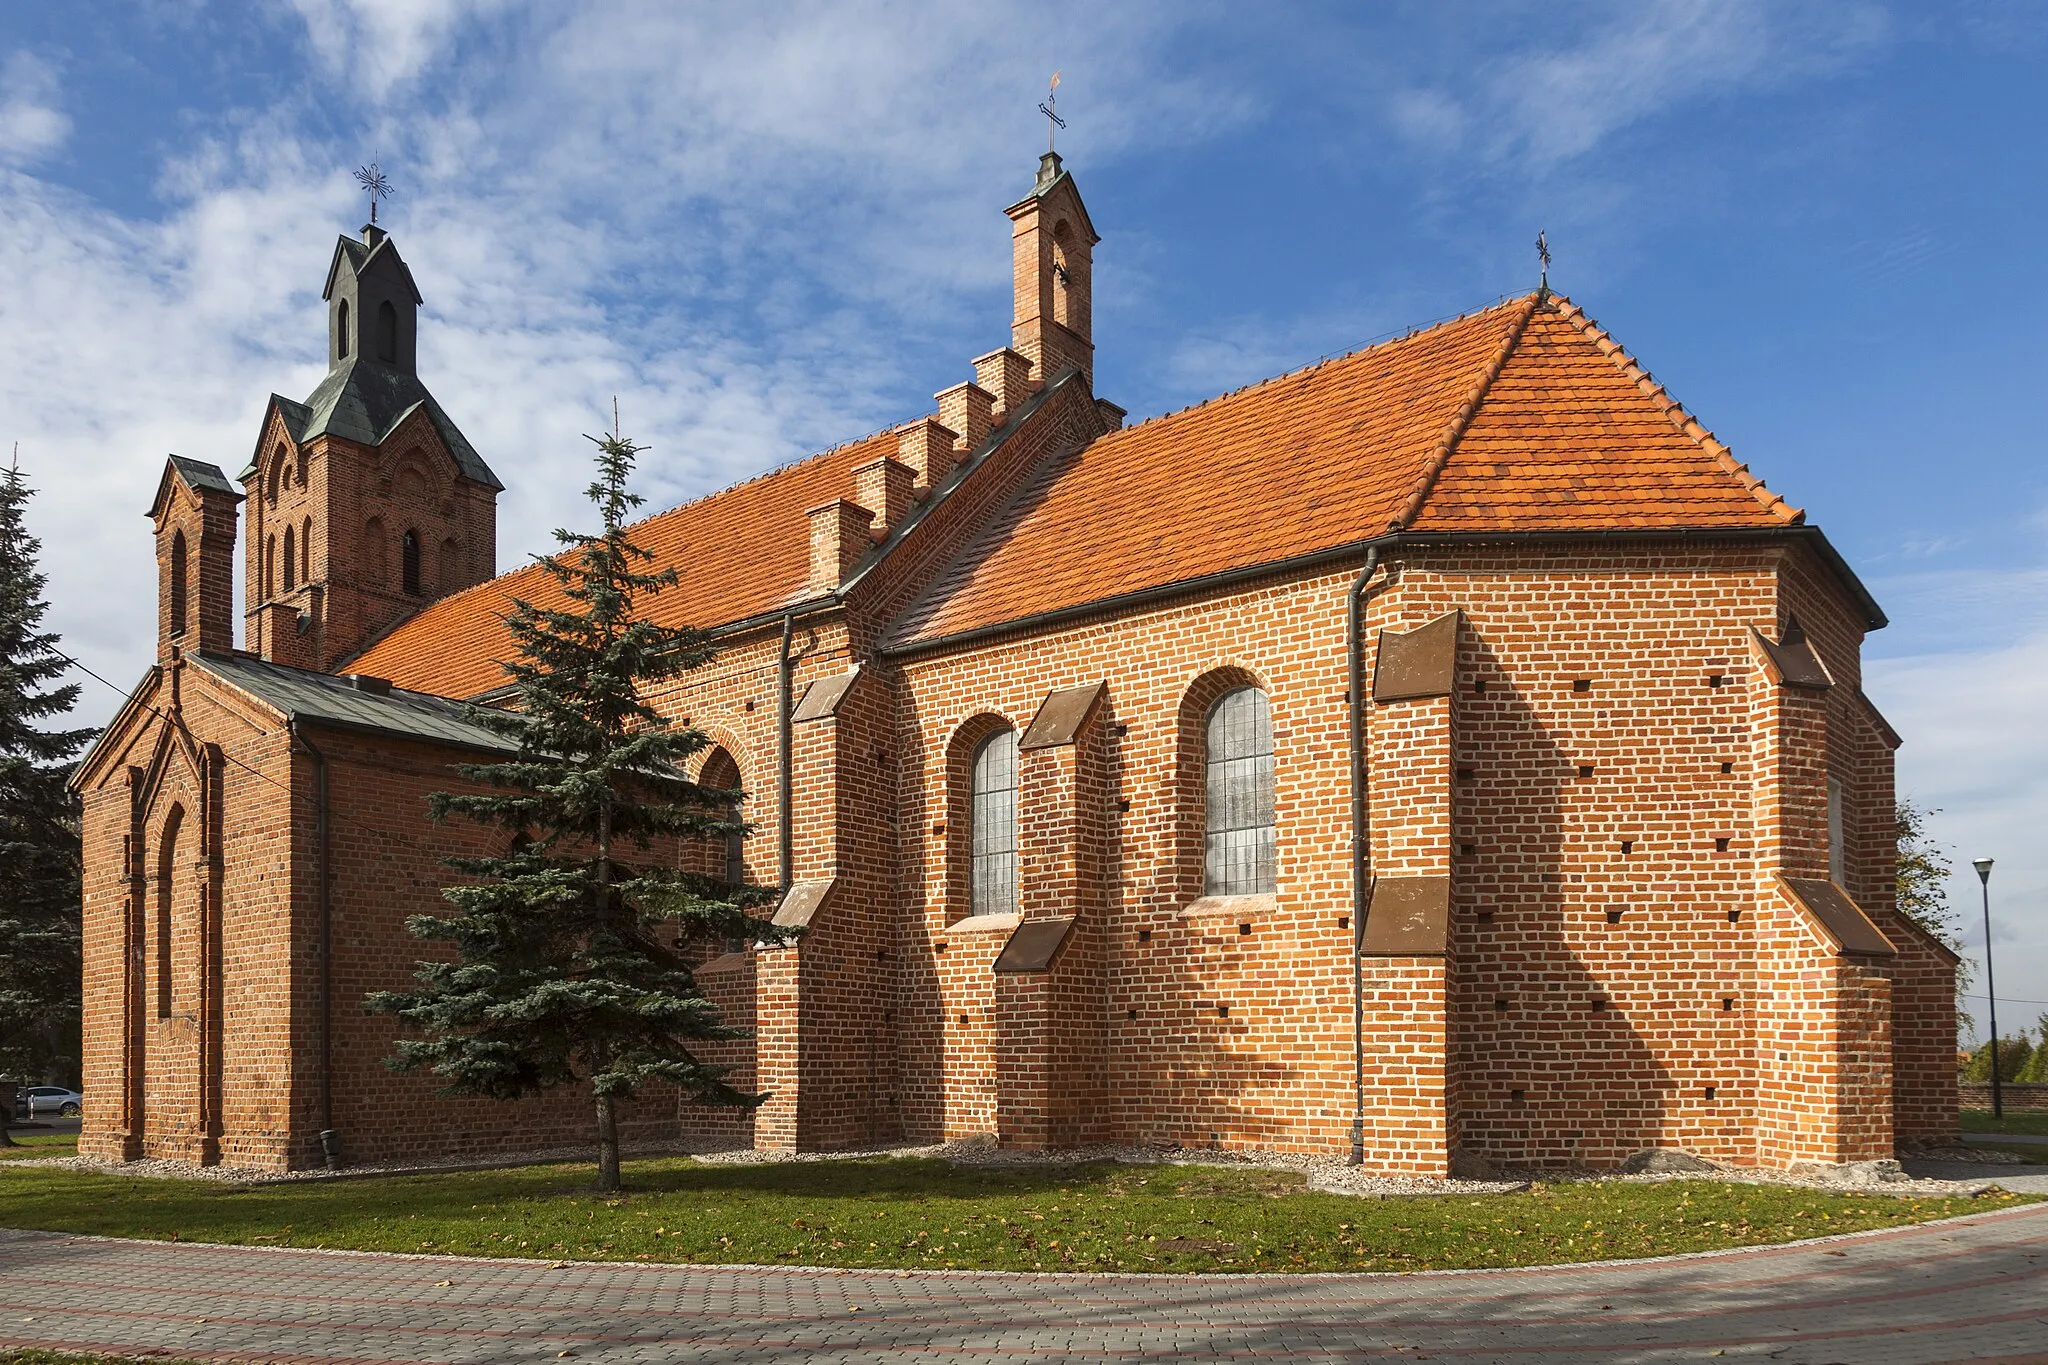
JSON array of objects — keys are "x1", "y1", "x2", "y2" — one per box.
[{"x1": 4, "y1": 1, "x2": 2044, "y2": 1025}]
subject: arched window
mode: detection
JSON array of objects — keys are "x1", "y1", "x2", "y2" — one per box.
[
  {"x1": 440, "y1": 535, "x2": 460, "y2": 591},
  {"x1": 301, "y1": 516, "x2": 312, "y2": 585},
  {"x1": 156, "y1": 805, "x2": 183, "y2": 1019},
  {"x1": 262, "y1": 534, "x2": 275, "y2": 600},
  {"x1": 1051, "y1": 220, "x2": 1074, "y2": 328},
  {"x1": 337, "y1": 299, "x2": 350, "y2": 359},
  {"x1": 970, "y1": 728, "x2": 1018, "y2": 917},
  {"x1": 168, "y1": 531, "x2": 188, "y2": 637},
  {"x1": 1205, "y1": 686, "x2": 1275, "y2": 895},
  {"x1": 699, "y1": 748, "x2": 744, "y2": 887},
  {"x1": 376, "y1": 300, "x2": 398, "y2": 363},
  {"x1": 401, "y1": 529, "x2": 421, "y2": 595},
  {"x1": 282, "y1": 524, "x2": 296, "y2": 592}
]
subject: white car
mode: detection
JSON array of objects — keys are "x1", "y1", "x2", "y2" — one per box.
[{"x1": 19, "y1": 1086, "x2": 83, "y2": 1118}]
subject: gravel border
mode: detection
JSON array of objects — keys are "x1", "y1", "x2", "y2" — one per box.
[{"x1": 16, "y1": 1136, "x2": 2042, "y2": 1199}]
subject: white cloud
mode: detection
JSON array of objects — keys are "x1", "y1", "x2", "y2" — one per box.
[
  {"x1": 1, "y1": 1, "x2": 1247, "y2": 727},
  {"x1": 0, "y1": 52, "x2": 71, "y2": 166},
  {"x1": 1867, "y1": 560, "x2": 2048, "y2": 1039},
  {"x1": 1390, "y1": 0, "x2": 1888, "y2": 171}
]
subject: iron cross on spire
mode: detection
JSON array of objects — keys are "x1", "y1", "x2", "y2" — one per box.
[
  {"x1": 353, "y1": 159, "x2": 393, "y2": 226},
  {"x1": 1037, "y1": 71, "x2": 1066, "y2": 153},
  {"x1": 1536, "y1": 229, "x2": 1552, "y2": 292}
]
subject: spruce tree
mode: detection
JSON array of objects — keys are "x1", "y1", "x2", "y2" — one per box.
[
  {"x1": 368, "y1": 429, "x2": 777, "y2": 1190},
  {"x1": 0, "y1": 459, "x2": 97, "y2": 1145}
]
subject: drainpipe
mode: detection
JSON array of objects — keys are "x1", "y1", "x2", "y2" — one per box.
[
  {"x1": 777, "y1": 612, "x2": 795, "y2": 890},
  {"x1": 1346, "y1": 547, "x2": 1386, "y2": 1166},
  {"x1": 289, "y1": 719, "x2": 342, "y2": 1170}
]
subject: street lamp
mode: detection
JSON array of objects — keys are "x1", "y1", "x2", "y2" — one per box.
[{"x1": 1974, "y1": 857, "x2": 2001, "y2": 1121}]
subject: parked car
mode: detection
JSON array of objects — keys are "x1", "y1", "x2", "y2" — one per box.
[{"x1": 20, "y1": 1086, "x2": 83, "y2": 1118}]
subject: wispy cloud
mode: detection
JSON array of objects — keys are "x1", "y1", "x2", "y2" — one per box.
[
  {"x1": 0, "y1": 51, "x2": 71, "y2": 166},
  {"x1": 1388, "y1": 0, "x2": 1888, "y2": 171}
]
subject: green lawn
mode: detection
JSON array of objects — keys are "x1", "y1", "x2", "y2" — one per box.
[
  {"x1": 1961, "y1": 1109, "x2": 2048, "y2": 1137},
  {"x1": 0, "y1": 1133, "x2": 76, "y2": 1162},
  {"x1": 0, "y1": 1156, "x2": 2031, "y2": 1274}
]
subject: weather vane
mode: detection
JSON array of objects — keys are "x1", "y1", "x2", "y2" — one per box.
[
  {"x1": 1536, "y1": 229, "x2": 1551, "y2": 292},
  {"x1": 1037, "y1": 71, "x2": 1066, "y2": 153},
  {"x1": 353, "y1": 159, "x2": 393, "y2": 225}
]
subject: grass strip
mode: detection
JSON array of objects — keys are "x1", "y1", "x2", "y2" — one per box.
[
  {"x1": 0, "y1": 1156, "x2": 2034, "y2": 1274},
  {"x1": 1960, "y1": 1109, "x2": 2048, "y2": 1137},
  {"x1": 0, "y1": 1135, "x2": 77, "y2": 1163}
]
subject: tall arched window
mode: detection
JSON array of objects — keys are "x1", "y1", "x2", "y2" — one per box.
[
  {"x1": 376, "y1": 300, "x2": 398, "y2": 363},
  {"x1": 337, "y1": 299, "x2": 350, "y2": 359},
  {"x1": 440, "y1": 535, "x2": 460, "y2": 591},
  {"x1": 263, "y1": 534, "x2": 275, "y2": 600},
  {"x1": 168, "y1": 531, "x2": 188, "y2": 636},
  {"x1": 301, "y1": 516, "x2": 312, "y2": 586},
  {"x1": 970, "y1": 729, "x2": 1018, "y2": 917},
  {"x1": 156, "y1": 805, "x2": 183, "y2": 1020},
  {"x1": 699, "y1": 748, "x2": 745, "y2": 887},
  {"x1": 401, "y1": 529, "x2": 421, "y2": 595},
  {"x1": 1205, "y1": 686, "x2": 1275, "y2": 895},
  {"x1": 282, "y1": 524, "x2": 296, "y2": 592}
]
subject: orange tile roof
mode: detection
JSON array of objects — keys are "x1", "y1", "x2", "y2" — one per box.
[
  {"x1": 888, "y1": 293, "x2": 1799, "y2": 648},
  {"x1": 347, "y1": 429, "x2": 897, "y2": 697}
]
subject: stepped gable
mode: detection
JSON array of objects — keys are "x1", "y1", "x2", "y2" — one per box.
[
  {"x1": 347, "y1": 429, "x2": 896, "y2": 698},
  {"x1": 888, "y1": 292, "x2": 1803, "y2": 650},
  {"x1": 1407, "y1": 295, "x2": 1800, "y2": 530},
  {"x1": 886, "y1": 299, "x2": 1529, "y2": 648}
]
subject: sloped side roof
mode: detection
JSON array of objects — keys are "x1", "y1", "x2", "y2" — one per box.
[
  {"x1": 194, "y1": 652, "x2": 516, "y2": 753},
  {"x1": 347, "y1": 430, "x2": 898, "y2": 698},
  {"x1": 886, "y1": 301, "x2": 1530, "y2": 647},
  {"x1": 293, "y1": 360, "x2": 500, "y2": 490},
  {"x1": 887, "y1": 293, "x2": 1801, "y2": 649}
]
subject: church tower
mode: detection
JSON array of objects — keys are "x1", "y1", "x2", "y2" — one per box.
[
  {"x1": 242, "y1": 222, "x2": 502, "y2": 675},
  {"x1": 1006, "y1": 151, "x2": 1100, "y2": 392}
]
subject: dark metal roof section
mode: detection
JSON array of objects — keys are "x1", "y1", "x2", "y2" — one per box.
[
  {"x1": 1361, "y1": 876, "x2": 1450, "y2": 956},
  {"x1": 1019, "y1": 680, "x2": 1105, "y2": 751},
  {"x1": 772, "y1": 878, "x2": 835, "y2": 930},
  {"x1": 992, "y1": 915, "x2": 1076, "y2": 973},
  {"x1": 192, "y1": 652, "x2": 516, "y2": 754},
  {"x1": 791, "y1": 667, "x2": 861, "y2": 724},
  {"x1": 1755, "y1": 623, "x2": 1832, "y2": 690},
  {"x1": 1780, "y1": 877, "x2": 1895, "y2": 957},
  {"x1": 148, "y1": 456, "x2": 244, "y2": 519},
  {"x1": 1373, "y1": 611, "x2": 1460, "y2": 702},
  {"x1": 290, "y1": 361, "x2": 500, "y2": 490}
]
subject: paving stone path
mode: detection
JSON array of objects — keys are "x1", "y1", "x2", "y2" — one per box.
[{"x1": 2, "y1": 1204, "x2": 2045, "y2": 1364}]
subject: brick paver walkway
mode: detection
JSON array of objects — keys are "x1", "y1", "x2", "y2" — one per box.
[{"x1": 2, "y1": 1204, "x2": 2045, "y2": 1364}]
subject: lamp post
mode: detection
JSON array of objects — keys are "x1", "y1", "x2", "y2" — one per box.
[{"x1": 1974, "y1": 857, "x2": 2001, "y2": 1121}]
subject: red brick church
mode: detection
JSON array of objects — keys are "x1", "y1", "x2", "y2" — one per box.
[{"x1": 75, "y1": 154, "x2": 1958, "y2": 1174}]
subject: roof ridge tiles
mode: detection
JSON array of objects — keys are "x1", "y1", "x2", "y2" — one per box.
[
  {"x1": 1546, "y1": 294, "x2": 1803, "y2": 525},
  {"x1": 1388, "y1": 292, "x2": 1541, "y2": 531}
]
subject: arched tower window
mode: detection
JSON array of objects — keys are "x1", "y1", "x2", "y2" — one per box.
[
  {"x1": 401, "y1": 529, "x2": 421, "y2": 596},
  {"x1": 376, "y1": 300, "x2": 398, "y2": 364},
  {"x1": 282, "y1": 524, "x2": 296, "y2": 592},
  {"x1": 168, "y1": 531, "x2": 188, "y2": 637},
  {"x1": 970, "y1": 728, "x2": 1018, "y2": 917},
  {"x1": 1051, "y1": 220, "x2": 1074, "y2": 329},
  {"x1": 337, "y1": 299, "x2": 350, "y2": 359},
  {"x1": 263, "y1": 534, "x2": 275, "y2": 600},
  {"x1": 440, "y1": 535, "x2": 460, "y2": 591},
  {"x1": 1204, "y1": 686, "x2": 1275, "y2": 895},
  {"x1": 156, "y1": 805, "x2": 183, "y2": 1020},
  {"x1": 301, "y1": 516, "x2": 312, "y2": 586}
]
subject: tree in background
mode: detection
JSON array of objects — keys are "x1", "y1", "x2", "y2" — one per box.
[
  {"x1": 368, "y1": 427, "x2": 778, "y2": 1191},
  {"x1": 1894, "y1": 798, "x2": 1975, "y2": 1036},
  {"x1": 0, "y1": 460, "x2": 98, "y2": 1146}
]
